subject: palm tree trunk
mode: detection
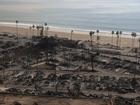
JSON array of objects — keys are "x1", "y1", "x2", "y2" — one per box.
[
  {"x1": 111, "y1": 34, "x2": 113, "y2": 45},
  {"x1": 90, "y1": 35, "x2": 93, "y2": 48},
  {"x1": 68, "y1": 48, "x2": 71, "y2": 69},
  {"x1": 91, "y1": 35, "x2": 94, "y2": 71},
  {"x1": 91, "y1": 55, "x2": 94, "y2": 71},
  {"x1": 16, "y1": 22, "x2": 19, "y2": 43},
  {"x1": 132, "y1": 37, "x2": 134, "y2": 49},
  {"x1": 133, "y1": 37, "x2": 135, "y2": 48},
  {"x1": 37, "y1": 29, "x2": 39, "y2": 36},
  {"x1": 116, "y1": 37, "x2": 119, "y2": 49},
  {"x1": 70, "y1": 30, "x2": 73, "y2": 40},
  {"x1": 139, "y1": 40, "x2": 140, "y2": 64},
  {"x1": 33, "y1": 28, "x2": 34, "y2": 36},
  {"x1": 119, "y1": 35, "x2": 122, "y2": 48},
  {"x1": 45, "y1": 27, "x2": 48, "y2": 37},
  {"x1": 97, "y1": 35, "x2": 100, "y2": 53}
]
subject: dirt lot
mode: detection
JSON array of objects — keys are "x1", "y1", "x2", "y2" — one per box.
[{"x1": 1, "y1": 95, "x2": 105, "y2": 105}]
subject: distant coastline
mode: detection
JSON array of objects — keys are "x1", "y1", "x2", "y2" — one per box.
[{"x1": 0, "y1": 21, "x2": 140, "y2": 39}]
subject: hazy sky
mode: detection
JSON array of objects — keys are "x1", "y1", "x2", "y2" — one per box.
[{"x1": 0, "y1": 0, "x2": 140, "y2": 13}]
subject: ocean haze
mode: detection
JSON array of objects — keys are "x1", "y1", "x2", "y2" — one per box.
[{"x1": 0, "y1": 0, "x2": 140, "y2": 32}]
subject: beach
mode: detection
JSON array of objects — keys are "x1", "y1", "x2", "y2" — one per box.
[{"x1": 0, "y1": 23, "x2": 140, "y2": 48}]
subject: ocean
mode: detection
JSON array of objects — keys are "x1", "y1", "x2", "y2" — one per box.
[{"x1": 0, "y1": 8, "x2": 140, "y2": 33}]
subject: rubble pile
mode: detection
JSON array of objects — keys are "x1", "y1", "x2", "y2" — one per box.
[
  {"x1": 3, "y1": 70, "x2": 140, "y2": 98},
  {"x1": 114, "y1": 97, "x2": 136, "y2": 105},
  {"x1": 0, "y1": 34, "x2": 140, "y2": 104}
]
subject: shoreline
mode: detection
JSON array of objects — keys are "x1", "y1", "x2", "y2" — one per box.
[
  {"x1": 0, "y1": 22, "x2": 140, "y2": 48},
  {"x1": 0, "y1": 21, "x2": 140, "y2": 38}
]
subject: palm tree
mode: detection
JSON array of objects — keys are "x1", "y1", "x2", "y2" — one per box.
[
  {"x1": 89, "y1": 31, "x2": 94, "y2": 47},
  {"x1": 70, "y1": 30, "x2": 74, "y2": 40},
  {"x1": 96, "y1": 29, "x2": 99, "y2": 37},
  {"x1": 96, "y1": 30, "x2": 100, "y2": 52},
  {"x1": 138, "y1": 38, "x2": 140, "y2": 64},
  {"x1": 32, "y1": 25, "x2": 35, "y2": 36},
  {"x1": 46, "y1": 27, "x2": 49, "y2": 36},
  {"x1": 68, "y1": 30, "x2": 74, "y2": 69},
  {"x1": 89, "y1": 31, "x2": 95, "y2": 71},
  {"x1": 16, "y1": 20, "x2": 19, "y2": 43},
  {"x1": 36, "y1": 26, "x2": 40, "y2": 36},
  {"x1": 40, "y1": 26, "x2": 44, "y2": 36},
  {"x1": 131, "y1": 32, "x2": 137, "y2": 49},
  {"x1": 139, "y1": 38, "x2": 140, "y2": 50},
  {"x1": 111, "y1": 31, "x2": 114, "y2": 45},
  {"x1": 29, "y1": 26, "x2": 32, "y2": 39},
  {"x1": 44, "y1": 22, "x2": 47, "y2": 27},
  {"x1": 119, "y1": 31, "x2": 122, "y2": 48},
  {"x1": 44, "y1": 23, "x2": 49, "y2": 64},
  {"x1": 116, "y1": 31, "x2": 119, "y2": 49},
  {"x1": 44, "y1": 23, "x2": 48, "y2": 36},
  {"x1": 131, "y1": 32, "x2": 137, "y2": 84},
  {"x1": 138, "y1": 38, "x2": 140, "y2": 49}
]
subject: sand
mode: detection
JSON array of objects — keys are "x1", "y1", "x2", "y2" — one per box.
[{"x1": 0, "y1": 25, "x2": 140, "y2": 48}]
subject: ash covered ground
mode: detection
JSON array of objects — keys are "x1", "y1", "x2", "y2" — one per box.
[{"x1": 0, "y1": 33, "x2": 140, "y2": 105}]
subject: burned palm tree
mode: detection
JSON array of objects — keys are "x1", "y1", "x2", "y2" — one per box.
[
  {"x1": 138, "y1": 38, "x2": 140, "y2": 64},
  {"x1": 89, "y1": 31, "x2": 95, "y2": 71},
  {"x1": 68, "y1": 30, "x2": 74, "y2": 71},
  {"x1": 32, "y1": 25, "x2": 35, "y2": 36},
  {"x1": 116, "y1": 31, "x2": 119, "y2": 49},
  {"x1": 96, "y1": 30, "x2": 100, "y2": 52},
  {"x1": 36, "y1": 26, "x2": 40, "y2": 36},
  {"x1": 44, "y1": 22, "x2": 47, "y2": 26},
  {"x1": 96, "y1": 30, "x2": 99, "y2": 34},
  {"x1": 111, "y1": 31, "x2": 114, "y2": 45},
  {"x1": 131, "y1": 32, "x2": 137, "y2": 49},
  {"x1": 130, "y1": 33, "x2": 137, "y2": 93},
  {"x1": 135, "y1": 38, "x2": 140, "y2": 80},
  {"x1": 89, "y1": 31, "x2": 94, "y2": 47},
  {"x1": 44, "y1": 23, "x2": 48, "y2": 36},
  {"x1": 44, "y1": 23, "x2": 49, "y2": 64},
  {"x1": 44, "y1": 22, "x2": 49, "y2": 37},
  {"x1": 29, "y1": 26, "x2": 32, "y2": 38},
  {"x1": 67, "y1": 30, "x2": 74, "y2": 71},
  {"x1": 46, "y1": 27, "x2": 49, "y2": 36},
  {"x1": 16, "y1": 20, "x2": 19, "y2": 43},
  {"x1": 97, "y1": 36, "x2": 100, "y2": 53},
  {"x1": 119, "y1": 31, "x2": 122, "y2": 48},
  {"x1": 96, "y1": 29, "x2": 99, "y2": 39},
  {"x1": 139, "y1": 38, "x2": 140, "y2": 49},
  {"x1": 70, "y1": 30, "x2": 74, "y2": 40}
]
